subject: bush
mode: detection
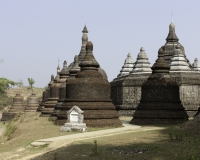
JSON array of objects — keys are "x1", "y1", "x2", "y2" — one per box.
[{"x1": 0, "y1": 96, "x2": 13, "y2": 111}]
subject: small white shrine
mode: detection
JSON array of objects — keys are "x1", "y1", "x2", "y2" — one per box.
[{"x1": 60, "y1": 106, "x2": 87, "y2": 132}]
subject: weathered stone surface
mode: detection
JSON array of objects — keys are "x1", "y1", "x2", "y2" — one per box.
[
  {"x1": 51, "y1": 60, "x2": 70, "y2": 120},
  {"x1": 130, "y1": 47, "x2": 188, "y2": 125},
  {"x1": 69, "y1": 56, "x2": 80, "y2": 78},
  {"x1": 68, "y1": 25, "x2": 108, "y2": 79},
  {"x1": 170, "y1": 44, "x2": 191, "y2": 72},
  {"x1": 37, "y1": 91, "x2": 46, "y2": 112},
  {"x1": 170, "y1": 72, "x2": 200, "y2": 117},
  {"x1": 111, "y1": 47, "x2": 151, "y2": 116},
  {"x1": 56, "y1": 41, "x2": 122, "y2": 127},
  {"x1": 40, "y1": 74, "x2": 56, "y2": 117},
  {"x1": 130, "y1": 47, "x2": 152, "y2": 74},
  {"x1": 163, "y1": 22, "x2": 190, "y2": 67},
  {"x1": 168, "y1": 44, "x2": 200, "y2": 117},
  {"x1": 117, "y1": 53, "x2": 134, "y2": 77},
  {"x1": 1, "y1": 94, "x2": 25, "y2": 121},
  {"x1": 60, "y1": 106, "x2": 87, "y2": 132},
  {"x1": 25, "y1": 93, "x2": 39, "y2": 112}
]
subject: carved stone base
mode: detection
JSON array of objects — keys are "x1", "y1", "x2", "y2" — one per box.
[{"x1": 60, "y1": 123, "x2": 87, "y2": 132}]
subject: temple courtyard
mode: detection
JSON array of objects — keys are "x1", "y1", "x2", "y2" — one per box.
[{"x1": 0, "y1": 112, "x2": 200, "y2": 160}]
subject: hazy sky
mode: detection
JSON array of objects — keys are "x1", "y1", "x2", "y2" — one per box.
[{"x1": 0, "y1": 0, "x2": 200, "y2": 87}]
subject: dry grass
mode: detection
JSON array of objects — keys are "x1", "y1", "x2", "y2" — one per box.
[
  {"x1": 0, "y1": 112, "x2": 75, "y2": 159},
  {"x1": 32, "y1": 127, "x2": 200, "y2": 160},
  {"x1": 6, "y1": 86, "x2": 44, "y2": 101}
]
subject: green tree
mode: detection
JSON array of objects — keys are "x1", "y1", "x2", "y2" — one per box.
[
  {"x1": 0, "y1": 78, "x2": 17, "y2": 95},
  {"x1": 28, "y1": 78, "x2": 35, "y2": 90}
]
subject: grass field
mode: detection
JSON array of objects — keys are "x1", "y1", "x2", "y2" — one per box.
[
  {"x1": 1, "y1": 113, "x2": 200, "y2": 160},
  {"x1": 33, "y1": 127, "x2": 200, "y2": 160}
]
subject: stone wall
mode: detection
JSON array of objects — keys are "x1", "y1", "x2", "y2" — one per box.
[
  {"x1": 110, "y1": 73, "x2": 150, "y2": 116},
  {"x1": 170, "y1": 72, "x2": 200, "y2": 117}
]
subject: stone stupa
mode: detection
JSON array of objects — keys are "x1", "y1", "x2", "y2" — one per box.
[
  {"x1": 117, "y1": 53, "x2": 134, "y2": 77},
  {"x1": 56, "y1": 41, "x2": 122, "y2": 127},
  {"x1": 68, "y1": 25, "x2": 108, "y2": 80},
  {"x1": 37, "y1": 91, "x2": 47, "y2": 112},
  {"x1": 130, "y1": 47, "x2": 188, "y2": 125},
  {"x1": 40, "y1": 74, "x2": 56, "y2": 116},
  {"x1": 50, "y1": 60, "x2": 70, "y2": 120},
  {"x1": 25, "y1": 93, "x2": 39, "y2": 112},
  {"x1": 192, "y1": 58, "x2": 200, "y2": 72},
  {"x1": 110, "y1": 47, "x2": 152, "y2": 116},
  {"x1": 1, "y1": 94, "x2": 25, "y2": 121},
  {"x1": 41, "y1": 65, "x2": 61, "y2": 117}
]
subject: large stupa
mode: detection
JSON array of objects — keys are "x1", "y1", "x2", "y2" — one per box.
[
  {"x1": 56, "y1": 41, "x2": 122, "y2": 127},
  {"x1": 130, "y1": 47, "x2": 188, "y2": 125},
  {"x1": 110, "y1": 47, "x2": 152, "y2": 116}
]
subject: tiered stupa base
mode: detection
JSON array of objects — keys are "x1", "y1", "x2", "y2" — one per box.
[
  {"x1": 37, "y1": 102, "x2": 45, "y2": 112},
  {"x1": 50, "y1": 101, "x2": 63, "y2": 121},
  {"x1": 1, "y1": 112, "x2": 24, "y2": 121},
  {"x1": 40, "y1": 98, "x2": 58, "y2": 117},
  {"x1": 56, "y1": 101, "x2": 122, "y2": 127},
  {"x1": 25, "y1": 104, "x2": 39, "y2": 112},
  {"x1": 130, "y1": 102, "x2": 188, "y2": 125}
]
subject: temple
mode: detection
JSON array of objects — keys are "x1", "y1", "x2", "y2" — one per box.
[
  {"x1": 56, "y1": 41, "x2": 122, "y2": 127},
  {"x1": 130, "y1": 47, "x2": 188, "y2": 125},
  {"x1": 110, "y1": 47, "x2": 151, "y2": 116}
]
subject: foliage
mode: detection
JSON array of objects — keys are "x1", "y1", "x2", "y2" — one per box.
[
  {"x1": 16, "y1": 79, "x2": 23, "y2": 87},
  {"x1": 0, "y1": 96, "x2": 13, "y2": 111},
  {"x1": 0, "y1": 78, "x2": 17, "y2": 95},
  {"x1": 91, "y1": 140, "x2": 99, "y2": 156},
  {"x1": 5, "y1": 120, "x2": 17, "y2": 140},
  {"x1": 27, "y1": 78, "x2": 35, "y2": 89},
  {"x1": 4, "y1": 113, "x2": 25, "y2": 140}
]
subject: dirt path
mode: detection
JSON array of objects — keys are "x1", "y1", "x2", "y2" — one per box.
[{"x1": 22, "y1": 121, "x2": 165, "y2": 160}]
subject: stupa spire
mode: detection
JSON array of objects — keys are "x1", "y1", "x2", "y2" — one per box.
[
  {"x1": 82, "y1": 24, "x2": 88, "y2": 33},
  {"x1": 69, "y1": 55, "x2": 81, "y2": 77},
  {"x1": 78, "y1": 25, "x2": 89, "y2": 62},
  {"x1": 50, "y1": 74, "x2": 54, "y2": 85},
  {"x1": 59, "y1": 60, "x2": 70, "y2": 79},
  {"x1": 79, "y1": 41, "x2": 100, "y2": 71},
  {"x1": 166, "y1": 22, "x2": 179, "y2": 42},
  {"x1": 57, "y1": 58, "x2": 60, "y2": 73},
  {"x1": 151, "y1": 47, "x2": 170, "y2": 74},
  {"x1": 117, "y1": 53, "x2": 134, "y2": 77},
  {"x1": 131, "y1": 47, "x2": 152, "y2": 74},
  {"x1": 192, "y1": 58, "x2": 200, "y2": 72}
]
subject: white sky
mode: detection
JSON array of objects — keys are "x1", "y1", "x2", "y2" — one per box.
[{"x1": 0, "y1": 0, "x2": 200, "y2": 87}]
